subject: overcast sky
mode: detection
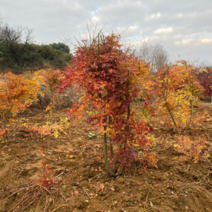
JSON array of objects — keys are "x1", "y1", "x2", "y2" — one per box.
[{"x1": 0, "y1": 0, "x2": 211, "y2": 65}]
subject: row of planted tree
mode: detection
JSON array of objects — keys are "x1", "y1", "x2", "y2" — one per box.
[{"x1": 0, "y1": 33, "x2": 211, "y2": 176}]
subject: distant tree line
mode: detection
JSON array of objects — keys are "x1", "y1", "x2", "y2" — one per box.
[{"x1": 0, "y1": 19, "x2": 73, "y2": 70}]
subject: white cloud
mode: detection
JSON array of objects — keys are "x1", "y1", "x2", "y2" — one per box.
[
  {"x1": 201, "y1": 39, "x2": 212, "y2": 43},
  {"x1": 175, "y1": 39, "x2": 194, "y2": 46},
  {"x1": 147, "y1": 12, "x2": 161, "y2": 20},
  {"x1": 92, "y1": 16, "x2": 100, "y2": 22},
  {"x1": 154, "y1": 27, "x2": 173, "y2": 34},
  {"x1": 176, "y1": 13, "x2": 183, "y2": 18}
]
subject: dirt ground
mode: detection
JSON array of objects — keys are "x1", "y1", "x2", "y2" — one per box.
[{"x1": 1, "y1": 102, "x2": 212, "y2": 212}]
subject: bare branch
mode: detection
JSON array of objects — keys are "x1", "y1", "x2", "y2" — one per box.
[
  {"x1": 137, "y1": 40, "x2": 169, "y2": 72},
  {"x1": 0, "y1": 22, "x2": 33, "y2": 65}
]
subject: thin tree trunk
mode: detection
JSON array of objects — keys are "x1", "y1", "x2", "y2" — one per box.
[
  {"x1": 163, "y1": 68, "x2": 179, "y2": 134},
  {"x1": 103, "y1": 116, "x2": 114, "y2": 175},
  {"x1": 117, "y1": 70, "x2": 130, "y2": 175},
  {"x1": 109, "y1": 116, "x2": 115, "y2": 172},
  {"x1": 186, "y1": 99, "x2": 194, "y2": 129}
]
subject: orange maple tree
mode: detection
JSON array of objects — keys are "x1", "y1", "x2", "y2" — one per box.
[
  {"x1": 154, "y1": 60, "x2": 204, "y2": 133},
  {"x1": 0, "y1": 72, "x2": 40, "y2": 142},
  {"x1": 33, "y1": 69, "x2": 64, "y2": 113}
]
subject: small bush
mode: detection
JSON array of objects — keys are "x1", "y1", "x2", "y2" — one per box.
[{"x1": 38, "y1": 45, "x2": 56, "y2": 60}]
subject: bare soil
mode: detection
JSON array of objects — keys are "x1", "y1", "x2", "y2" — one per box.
[{"x1": 1, "y1": 102, "x2": 212, "y2": 212}]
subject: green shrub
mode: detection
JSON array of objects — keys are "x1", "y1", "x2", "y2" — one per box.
[
  {"x1": 22, "y1": 52, "x2": 43, "y2": 67},
  {"x1": 49, "y1": 42, "x2": 70, "y2": 54},
  {"x1": 50, "y1": 55, "x2": 67, "y2": 67},
  {"x1": 0, "y1": 41, "x2": 72, "y2": 70},
  {"x1": 38, "y1": 45, "x2": 56, "y2": 60},
  {"x1": 0, "y1": 41, "x2": 9, "y2": 62},
  {"x1": 64, "y1": 53, "x2": 73, "y2": 62}
]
